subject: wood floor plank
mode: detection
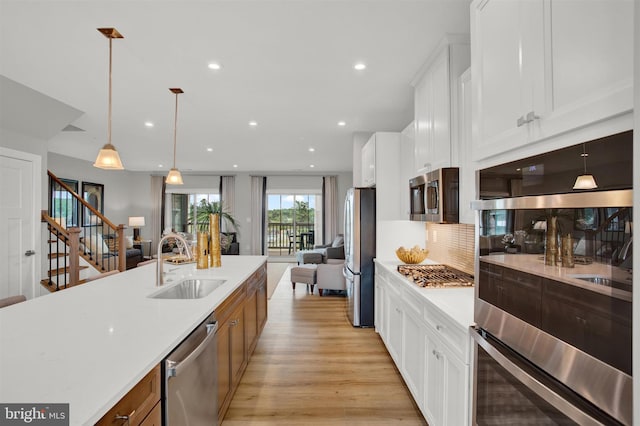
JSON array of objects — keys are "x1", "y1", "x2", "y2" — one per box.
[{"x1": 222, "y1": 265, "x2": 427, "y2": 425}]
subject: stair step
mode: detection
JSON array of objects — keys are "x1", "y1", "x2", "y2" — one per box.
[
  {"x1": 48, "y1": 252, "x2": 67, "y2": 259},
  {"x1": 48, "y1": 265, "x2": 89, "y2": 276},
  {"x1": 40, "y1": 279, "x2": 86, "y2": 292}
]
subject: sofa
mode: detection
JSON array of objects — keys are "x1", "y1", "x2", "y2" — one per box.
[{"x1": 102, "y1": 234, "x2": 143, "y2": 270}]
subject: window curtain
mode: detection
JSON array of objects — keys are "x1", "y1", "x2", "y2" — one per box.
[
  {"x1": 150, "y1": 175, "x2": 166, "y2": 256},
  {"x1": 322, "y1": 176, "x2": 338, "y2": 244},
  {"x1": 220, "y1": 176, "x2": 236, "y2": 233},
  {"x1": 250, "y1": 176, "x2": 267, "y2": 255}
]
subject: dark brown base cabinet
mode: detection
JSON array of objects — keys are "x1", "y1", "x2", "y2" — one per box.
[
  {"x1": 479, "y1": 261, "x2": 632, "y2": 375},
  {"x1": 216, "y1": 263, "x2": 268, "y2": 423}
]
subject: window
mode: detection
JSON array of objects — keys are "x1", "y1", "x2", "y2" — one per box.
[{"x1": 167, "y1": 192, "x2": 220, "y2": 235}]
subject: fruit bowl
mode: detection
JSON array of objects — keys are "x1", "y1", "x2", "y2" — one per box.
[{"x1": 395, "y1": 246, "x2": 429, "y2": 264}]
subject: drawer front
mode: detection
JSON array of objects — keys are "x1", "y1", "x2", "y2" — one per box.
[
  {"x1": 139, "y1": 402, "x2": 161, "y2": 426},
  {"x1": 423, "y1": 305, "x2": 469, "y2": 364},
  {"x1": 96, "y1": 365, "x2": 161, "y2": 426}
]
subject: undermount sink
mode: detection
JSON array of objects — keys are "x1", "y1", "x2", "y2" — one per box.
[{"x1": 149, "y1": 278, "x2": 227, "y2": 299}]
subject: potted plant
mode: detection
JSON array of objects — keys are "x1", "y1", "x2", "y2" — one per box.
[{"x1": 189, "y1": 200, "x2": 239, "y2": 253}]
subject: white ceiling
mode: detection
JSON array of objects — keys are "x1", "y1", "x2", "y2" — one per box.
[{"x1": 0, "y1": 0, "x2": 470, "y2": 174}]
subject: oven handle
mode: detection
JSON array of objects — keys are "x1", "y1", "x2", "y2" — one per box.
[{"x1": 472, "y1": 328, "x2": 603, "y2": 426}]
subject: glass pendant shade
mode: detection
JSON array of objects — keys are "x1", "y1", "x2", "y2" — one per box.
[
  {"x1": 94, "y1": 143, "x2": 124, "y2": 169},
  {"x1": 166, "y1": 168, "x2": 184, "y2": 185},
  {"x1": 573, "y1": 174, "x2": 598, "y2": 190}
]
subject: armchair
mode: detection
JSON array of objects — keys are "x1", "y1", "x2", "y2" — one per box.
[
  {"x1": 316, "y1": 260, "x2": 346, "y2": 296},
  {"x1": 313, "y1": 234, "x2": 345, "y2": 260}
]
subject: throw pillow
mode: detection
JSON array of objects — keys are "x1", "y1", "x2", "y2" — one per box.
[{"x1": 125, "y1": 236, "x2": 134, "y2": 249}]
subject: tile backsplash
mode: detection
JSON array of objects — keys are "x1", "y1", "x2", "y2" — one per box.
[{"x1": 426, "y1": 223, "x2": 475, "y2": 275}]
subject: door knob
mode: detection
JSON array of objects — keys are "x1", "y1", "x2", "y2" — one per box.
[{"x1": 24, "y1": 250, "x2": 36, "y2": 256}]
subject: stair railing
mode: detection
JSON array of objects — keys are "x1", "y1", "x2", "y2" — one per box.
[{"x1": 46, "y1": 171, "x2": 126, "y2": 290}]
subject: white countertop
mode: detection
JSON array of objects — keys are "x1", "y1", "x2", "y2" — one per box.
[
  {"x1": 480, "y1": 254, "x2": 632, "y2": 301},
  {"x1": 374, "y1": 260, "x2": 475, "y2": 331},
  {"x1": 0, "y1": 255, "x2": 266, "y2": 425}
]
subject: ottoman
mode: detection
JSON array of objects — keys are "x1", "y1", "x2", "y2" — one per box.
[{"x1": 290, "y1": 264, "x2": 317, "y2": 292}]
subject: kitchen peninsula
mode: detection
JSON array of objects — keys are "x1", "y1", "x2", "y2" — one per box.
[{"x1": 0, "y1": 256, "x2": 267, "y2": 425}]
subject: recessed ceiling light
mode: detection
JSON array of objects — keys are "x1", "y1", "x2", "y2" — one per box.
[
  {"x1": 337, "y1": 121, "x2": 346, "y2": 126},
  {"x1": 354, "y1": 63, "x2": 366, "y2": 71},
  {"x1": 309, "y1": 164, "x2": 315, "y2": 168},
  {"x1": 144, "y1": 121, "x2": 154, "y2": 128},
  {"x1": 308, "y1": 147, "x2": 315, "y2": 152},
  {"x1": 207, "y1": 148, "x2": 213, "y2": 152},
  {"x1": 158, "y1": 164, "x2": 163, "y2": 168},
  {"x1": 249, "y1": 121, "x2": 258, "y2": 127},
  {"x1": 208, "y1": 62, "x2": 222, "y2": 70},
  {"x1": 233, "y1": 164, "x2": 238, "y2": 168}
]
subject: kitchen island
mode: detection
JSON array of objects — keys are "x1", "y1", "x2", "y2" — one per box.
[{"x1": 0, "y1": 255, "x2": 267, "y2": 425}]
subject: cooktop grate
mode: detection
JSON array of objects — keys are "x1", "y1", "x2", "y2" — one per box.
[{"x1": 397, "y1": 264, "x2": 474, "y2": 288}]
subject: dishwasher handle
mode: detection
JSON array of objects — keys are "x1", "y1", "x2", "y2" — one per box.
[{"x1": 166, "y1": 321, "x2": 218, "y2": 378}]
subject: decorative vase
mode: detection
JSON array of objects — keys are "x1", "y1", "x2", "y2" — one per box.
[
  {"x1": 196, "y1": 232, "x2": 209, "y2": 269},
  {"x1": 545, "y1": 216, "x2": 558, "y2": 266},
  {"x1": 209, "y1": 213, "x2": 222, "y2": 268}
]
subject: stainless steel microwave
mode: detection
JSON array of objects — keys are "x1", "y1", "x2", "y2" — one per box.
[{"x1": 409, "y1": 168, "x2": 459, "y2": 223}]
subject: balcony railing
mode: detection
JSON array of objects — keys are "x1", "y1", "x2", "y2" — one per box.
[{"x1": 267, "y1": 222, "x2": 315, "y2": 253}]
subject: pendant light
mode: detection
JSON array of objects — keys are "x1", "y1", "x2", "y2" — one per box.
[
  {"x1": 166, "y1": 88, "x2": 184, "y2": 185},
  {"x1": 573, "y1": 143, "x2": 598, "y2": 190},
  {"x1": 94, "y1": 28, "x2": 125, "y2": 170}
]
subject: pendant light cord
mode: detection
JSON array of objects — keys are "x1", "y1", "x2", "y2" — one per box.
[
  {"x1": 173, "y1": 93, "x2": 179, "y2": 168},
  {"x1": 108, "y1": 37, "x2": 113, "y2": 146}
]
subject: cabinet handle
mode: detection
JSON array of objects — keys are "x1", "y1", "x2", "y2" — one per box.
[
  {"x1": 436, "y1": 325, "x2": 444, "y2": 332},
  {"x1": 114, "y1": 410, "x2": 135, "y2": 425},
  {"x1": 432, "y1": 349, "x2": 441, "y2": 360},
  {"x1": 230, "y1": 319, "x2": 239, "y2": 326},
  {"x1": 516, "y1": 116, "x2": 526, "y2": 127},
  {"x1": 395, "y1": 308, "x2": 402, "y2": 313},
  {"x1": 525, "y1": 111, "x2": 540, "y2": 123}
]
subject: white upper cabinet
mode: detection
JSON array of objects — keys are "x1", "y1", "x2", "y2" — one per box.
[
  {"x1": 456, "y1": 68, "x2": 475, "y2": 224},
  {"x1": 471, "y1": 0, "x2": 633, "y2": 162},
  {"x1": 361, "y1": 136, "x2": 376, "y2": 187},
  {"x1": 361, "y1": 132, "x2": 403, "y2": 221},
  {"x1": 412, "y1": 35, "x2": 471, "y2": 174}
]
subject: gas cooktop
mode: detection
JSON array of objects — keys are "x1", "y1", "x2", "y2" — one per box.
[{"x1": 397, "y1": 264, "x2": 474, "y2": 288}]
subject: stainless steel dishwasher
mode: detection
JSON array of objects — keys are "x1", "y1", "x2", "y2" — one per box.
[{"x1": 164, "y1": 312, "x2": 218, "y2": 425}]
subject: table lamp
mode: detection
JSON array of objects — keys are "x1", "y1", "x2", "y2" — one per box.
[{"x1": 128, "y1": 216, "x2": 145, "y2": 241}]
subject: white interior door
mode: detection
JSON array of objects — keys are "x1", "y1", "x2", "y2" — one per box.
[{"x1": 0, "y1": 148, "x2": 40, "y2": 300}]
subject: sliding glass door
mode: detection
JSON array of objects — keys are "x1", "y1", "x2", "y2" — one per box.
[{"x1": 267, "y1": 193, "x2": 321, "y2": 257}]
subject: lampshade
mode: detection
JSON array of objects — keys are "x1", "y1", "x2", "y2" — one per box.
[
  {"x1": 166, "y1": 168, "x2": 184, "y2": 185},
  {"x1": 94, "y1": 144, "x2": 124, "y2": 169},
  {"x1": 128, "y1": 216, "x2": 146, "y2": 227},
  {"x1": 166, "y1": 88, "x2": 184, "y2": 185},
  {"x1": 94, "y1": 28, "x2": 125, "y2": 170},
  {"x1": 573, "y1": 174, "x2": 598, "y2": 190}
]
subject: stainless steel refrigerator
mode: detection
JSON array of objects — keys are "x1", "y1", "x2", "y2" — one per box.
[{"x1": 344, "y1": 187, "x2": 376, "y2": 327}]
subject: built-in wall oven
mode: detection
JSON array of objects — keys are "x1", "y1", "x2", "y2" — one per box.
[
  {"x1": 472, "y1": 190, "x2": 633, "y2": 425},
  {"x1": 471, "y1": 131, "x2": 634, "y2": 426}
]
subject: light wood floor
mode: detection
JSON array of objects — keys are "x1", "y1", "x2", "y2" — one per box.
[{"x1": 222, "y1": 266, "x2": 427, "y2": 426}]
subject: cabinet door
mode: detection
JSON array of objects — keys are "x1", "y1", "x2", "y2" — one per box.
[
  {"x1": 456, "y1": 68, "x2": 475, "y2": 224},
  {"x1": 229, "y1": 303, "x2": 246, "y2": 387},
  {"x1": 414, "y1": 74, "x2": 432, "y2": 173},
  {"x1": 216, "y1": 323, "x2": 231, "y2": 414},
  {"x1": 441, "y1": 348, "x2": 468, "y2": 426},
  {"x1": 402, "y1": 309, "x2": 425, "y2": 406},
  {"x1": 374, "y1": 270, "x2": 387, "y2": 339},
  {"x1": 361, "y1": 136, "x2": 376, "y2": 187},
  {"x1": 546, "y1": 0, "x2": 633, "y2": 136},
  {"x1": 423, "y1": 332, "x2": 444, "y2": 426},
  {"x1": 430, "y1": 48, "x2": 451, "y2": 170},
  {"x1": 257, "y1": 279, "x2": 267, "y2": 332},
  {"x1": 245, "y1": 287, "x2": 258, "y2": 353},
  {"x1": 472, "y1": 0, "x2": 546, "y2": 160},
  {"x1": 386, "y1": 290, "x2": 403, "y2": 364}
]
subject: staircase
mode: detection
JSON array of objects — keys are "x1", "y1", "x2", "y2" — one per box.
[{"x1": 42, "y1": 171, "x2": 127, "y2": 292}]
